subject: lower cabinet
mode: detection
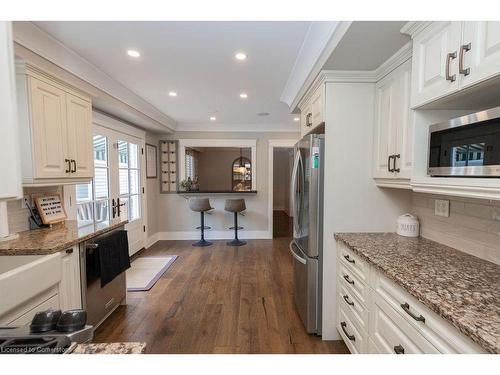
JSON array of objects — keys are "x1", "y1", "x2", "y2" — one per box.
[
  {"x1": 59, "y1": 247, "x2": 82, "y2": 311},
  {"x1": 336, "y1": 240, "x2": 486, "y2": 354}
]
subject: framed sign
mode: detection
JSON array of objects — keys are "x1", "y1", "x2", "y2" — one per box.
[
  {"x1": 34, "y1": 194, "x2": 67, "y2": 225},
  {"x1": 146, "y1": 143, "x2": 158, "y2": 178}
]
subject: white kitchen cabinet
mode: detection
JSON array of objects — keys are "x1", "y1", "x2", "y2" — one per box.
[
  {"x1": 59, "y1": 247, "x2": 82, "y2": 311},
  {"x1": 460, "y1": 22, "x2": 500, "y2": 89},
  {"x1": 406, "y1": 21, "x2": 500, "y2": 108},
  {"x1": 373, "y1": 59, "x2": 413, "y2": 187},
  {"x1": 16, "y1": 62, "x2": 94, "y2": 185},
  {"x1": 299, "y1": 84, "x2": 325, "y2": 137},
  {"x1": 0, "y1": 21, "x2": 22, "y2": 200}
]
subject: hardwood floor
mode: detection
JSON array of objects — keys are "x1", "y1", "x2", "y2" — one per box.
[
  {"x1": 94, "y1": 237, "x2": 348, "y2": 354},
  {"x1": 273, "y1": 210, "x2": 293, "y2": 238}
]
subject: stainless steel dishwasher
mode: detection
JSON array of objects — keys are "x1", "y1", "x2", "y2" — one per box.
[{"x1": 79, "y1": 226, "x2": 127, "y2": 329}]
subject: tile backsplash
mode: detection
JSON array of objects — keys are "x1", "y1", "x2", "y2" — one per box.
[
  {"x1": 7, "y1": 186, "x2": 62, "y2": 233},
  {"x1": 411, "y1": 192, "x2": 500, "y2": 265}
]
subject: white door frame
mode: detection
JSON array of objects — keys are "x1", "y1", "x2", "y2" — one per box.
[{"x1": 268, "y1": 139, "x2": 298, "y2": 237}]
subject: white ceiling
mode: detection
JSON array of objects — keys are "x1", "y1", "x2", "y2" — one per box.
[
  {"x1": 323, "y1": 21, "x2": 409, "y2": 70},
  {"x1": 33, "y1": 21, "x2": 311, "y2": 131}
]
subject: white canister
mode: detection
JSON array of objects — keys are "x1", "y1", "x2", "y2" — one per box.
[{"x1": 397, "y1": 214, "x2": 420, "y2": 237}]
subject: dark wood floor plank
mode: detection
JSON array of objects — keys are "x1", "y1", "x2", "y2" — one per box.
[{"x1": 93, "y1": 237, "x2": 348, "y2": 354}]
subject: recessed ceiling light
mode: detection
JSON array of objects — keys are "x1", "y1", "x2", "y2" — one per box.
[
  {"x1": 235, "y1": 52, "x2": 247, "y2": 61},
  {"x1": 293, "y1": 117, "x2": 300, "y2": 122},
  {"x1": 210, "y1": 116, "x2": 216, "y2": 121},
  {"x1": 239, "y1": 93, "x2": 248, "y2": 99},
  {"x1": 127, "y1": 50, "x2": 140, "y2": 58},
  {"x1": 168, "y1": 91, "x2": 177, "y2": 97}
]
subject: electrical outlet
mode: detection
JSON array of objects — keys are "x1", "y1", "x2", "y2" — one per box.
[
  {"x1": 21, "y1": 195, "x2": 32, "y2": 209},
  {"x1": 434, "y1": 199, "x2": 450, "y2": 217}
]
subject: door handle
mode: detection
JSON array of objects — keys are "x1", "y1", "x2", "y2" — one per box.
[
  {"x1": 70, "y1": 159, "x2": 77, "y2": 173},
  {"x1": 459, "y1": 43, "x2": 471, "y2": 76},
  {"x1": 343, "y1": 274, "x2": 355, "y2": 285},
  {"x1": 445, "y1": 51, "x2": 457, "y2": 82},
  {"x1": 306, "y1": 113, "x2": 312, "y2": 127},
  {"x1": 343, "y1": 254, "x2": 355, "y2": 264},
  {"x1": 116, "y1": 197, "x2": 126, "y2": 217},
  {"x1": 343, "y1": 294, "x2": 354, "y2": 306},
  {"x1": 387, "y1": 155, "x2": 394, "y2": 172},
  {"x1": 289, "y1": 241, "x2": 307, "y2": 264},
  {"x1": 65, "y1": 159, "x2": 71, "y2": 173},
  {"x1": 393, "y1": 154, "x2": 400, "y2": 173},
  {"x1": 340, "y1": 322, "x2": 355, "y2": 341},
  {"x1": 400, "y1": 302, "x2": 425, "y2": 323}
]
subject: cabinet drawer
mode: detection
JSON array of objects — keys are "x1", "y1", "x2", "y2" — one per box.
[
  {"x1": 8, "y1": 293, "x2": 59, "y2": 326},
  {"x1": 370, "y1": 292, "x2": 439, "y2": 354},
  {"x1": 338, "y1": 283, "x2": 369, "y2": 333},
  {"x1": 338, "y1": 303, "x2": 366, "y2": 354},
  {"x1": 337, "y1": 241, "x2": 369, "y2": 283},
  {"x1": 372, "y1": 271, "x2": 486, "y2": 353},
  {"x1": 338, "y1": 263, "x2": 368, "y2": 307}
]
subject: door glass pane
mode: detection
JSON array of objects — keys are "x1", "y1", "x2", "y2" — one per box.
[
  {"x1": 94, "y1": 135, "x2": 108, "y2": 167},
  {"x1": 77, "y1": 202, "x2": 94, "y2": 227},
  {"x1": 120, "y1": 197, "x2": 129, "y2": 220},
  {"x1": 130, "y1": 169, "x2": 139, "y2": 194},
  {"x1": 129, "y1": 143, "x2": 138, "y2": 169},
  {"x1": 118, "y1": 140, "x2": 129, "y2": 168},
  {"x1": 119, "y1": 169, "x2": 129, "y2": 195},
  {"x1": 94, "y1": 168, "x2": 109, "y2": 199},
  {"x1": 130, "y1": 195, "x2": 140, "y2": 221},
  {"x1": 76, "y1": 182, "x2": 92, "y2": 203},
  {"x1": 94, "y1": 200, "x2": 109, "y2": 223}
]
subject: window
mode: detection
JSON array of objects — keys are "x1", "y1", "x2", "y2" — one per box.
[
  {"x1": 185, "y1": 154, "x2": 194, "y2": 180},
  {"x1": 118, "y1": 140, "x2": 141, "y2": 222},
  {"x1": 76, "y1": 135, "x2": 110, "y2": 228}
]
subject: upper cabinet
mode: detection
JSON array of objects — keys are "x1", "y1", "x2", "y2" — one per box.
[
  {"x1": 373, "y1": 58, "x2": 413, "y2": 188},
  {"x1": 299, "y1": 83, "x2": 325, "y2": 137},
  {"x1": 0, "y1": 22, "x2": 22, "y2": 200},
  {"x1": 16, "y1": 63, "x2": 93, "y2": 185},
  {"x1": 407, "y1": 21, "x2": 500, "y2": 108}
]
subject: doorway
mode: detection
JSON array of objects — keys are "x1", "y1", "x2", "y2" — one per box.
[
  {"x1": 75, "y1": 122, "x2": 146, "y2": 255},
  {"x1": 272, "y1": 147, "x2": 294, "y2": 238}
]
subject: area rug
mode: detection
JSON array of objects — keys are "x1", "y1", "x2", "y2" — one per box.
[{"x1": 126, "y1": 256, "x2": 178, "y2": 292}]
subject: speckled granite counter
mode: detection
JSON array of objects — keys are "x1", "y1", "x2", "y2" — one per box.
[
  {"x1": 71, "y1": 342, "x2": 146, "y2": 354},
  {"x1": 0, "y1": 219, "x2": 128, "y2": 256},
  {"x1": 334, "y1": 233, "x2": 500, "y2": 354}
]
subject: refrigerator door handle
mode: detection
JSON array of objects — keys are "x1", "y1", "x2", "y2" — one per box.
[
  {"x1": 291, "y1": 150, "x2": 301, "y2": 235},
  {"x1": 289, "y1": 241, "x2": 307, "y2": 264}
]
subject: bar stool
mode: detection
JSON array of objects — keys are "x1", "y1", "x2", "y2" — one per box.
[
  {"x1": 225, "y1": 199, "x2": 246, "y2": 247},
  {"x1": 189, "y1": 198, "x2": 213, "y2": 247}
]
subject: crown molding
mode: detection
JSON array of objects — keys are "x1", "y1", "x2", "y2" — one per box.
[
  {"x1": 13, "y1": 21, "x2": 176, "y2": 133},
  {"x1": 175, "y1": 122, "x2": 300, "y2": 133},
  {"x1": 400, "y1": 21, "x2": 433, "y2": 38},
  {"x1": 297, "y1": 41, "x2": 413, "y2": 111}
]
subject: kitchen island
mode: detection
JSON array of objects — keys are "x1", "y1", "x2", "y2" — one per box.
[{"x1": 71, "y1": 342, "x2": 147, "y2": 354}]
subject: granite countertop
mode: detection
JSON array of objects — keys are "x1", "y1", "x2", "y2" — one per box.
[
  {"x1": 334, "y1": 233, "x2": 500, "y2": 354},
  {"x1": 71, "y1": 342, "x2": 146, "y2": 354},
  {"x1": 0, "y1": 219, "x2": 128, "y2": 256}
]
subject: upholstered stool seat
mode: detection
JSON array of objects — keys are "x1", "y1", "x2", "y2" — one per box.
[
  {"x1": 189, "y1": 198, "x2": 213, "y2": 247},
  {"x1": 224, "y1": 199, "x2": 246, "y2": 246}
]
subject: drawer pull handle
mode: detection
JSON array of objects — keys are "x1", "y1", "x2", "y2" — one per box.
[
  {"x1": 343, "y1": 274, "x2": 355, "y2": 285},
  {"x1": 394, "y1": 345, "x2": 405, "y2": 354},
  {"x1": 340, "y1": 322, "x2": 355, "y2": 341},
  {"x1": 400, "y1": 302, "x2": 425, "y2": 323},
  {"x1": 343, "y1": 254, "x2": 355, "y2": 264},
  {"x1": 343, "y1": 295, "x2": 354, "y2": 306}
]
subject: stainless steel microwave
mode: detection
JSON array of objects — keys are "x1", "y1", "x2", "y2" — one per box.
[{"x1": 428, "y1": 106, "x2": 500, "y2": 177}]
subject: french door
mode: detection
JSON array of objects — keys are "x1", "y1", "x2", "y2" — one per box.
[{"x1": 76, "y1": 124, "x2": 145, "y2": 255}]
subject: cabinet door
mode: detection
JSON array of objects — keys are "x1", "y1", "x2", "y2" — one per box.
[
  {"x1": 29, "y1": 77, "x2": 68, "y2": 179},
  {"x1": 411, "y1": 21, "x2": 462, "y2": 108},
  {"x1": 310, "y1": 85, "x2": 324, "y2": 129},
  {"x1": 373, "y1": 76, "x2": 396, "y2": 179},
  {"x1": 66, "y1": 93, "x2": 93, "y2": 178},
  {"x1": 59, "y1": 248, "x2": 82, "y2": 311},
  {"x1": 460, "y1": 21, "x2": 500, "y2": 89},
  {"x1": 393, "y1": 60, "x2": 413, "y2": 179}
]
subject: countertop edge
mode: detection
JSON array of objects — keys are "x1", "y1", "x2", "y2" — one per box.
[
  {"x1": 71, "y1": 342, "x2": 146, "y2": 354},
  {"x1": 334, "y1": 233, "x2": 498, "y2": 354}
]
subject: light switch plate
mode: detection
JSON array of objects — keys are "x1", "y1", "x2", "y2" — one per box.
[{"x1": 434, "y1": 199, "x2": 450, "y2": 217}]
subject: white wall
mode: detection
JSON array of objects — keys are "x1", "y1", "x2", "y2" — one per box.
[
  {"x1": 322, "y1": 82, "x2": 412, "y2": 340},
  {"x1": 146, "y1": 131, "x2": 299, "y2": 242},
  {"x1": 273, "y1": 148, "x2": 293, "y2": 213}
]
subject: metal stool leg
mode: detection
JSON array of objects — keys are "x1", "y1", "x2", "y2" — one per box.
[
  {"x1": 227, "y1": 212, "x2": 246, "y2": 247},
  {"x1": 193, "y1": 211, "x2": 212, "y2": 247}
]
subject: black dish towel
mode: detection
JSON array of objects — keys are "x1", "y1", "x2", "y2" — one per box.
[{"x1": 96, "y1": 230, "x2": 131, "y2": 287}]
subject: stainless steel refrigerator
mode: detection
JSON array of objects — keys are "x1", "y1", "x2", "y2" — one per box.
[{"x1": 289, "y1": 133, "x2": 324, "y2": 335}]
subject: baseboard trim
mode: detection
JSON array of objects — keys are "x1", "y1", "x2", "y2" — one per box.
[{"x1": 147, "y1": 230, "x2": 272, "y2": 244}]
